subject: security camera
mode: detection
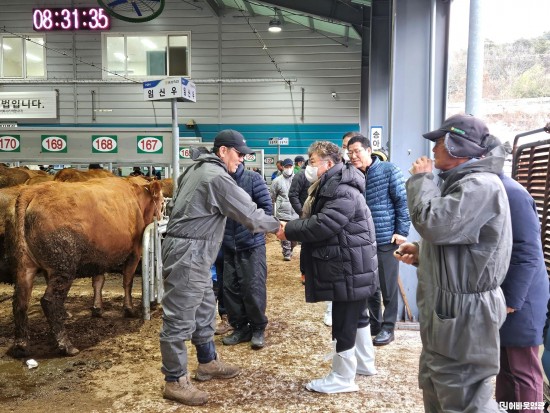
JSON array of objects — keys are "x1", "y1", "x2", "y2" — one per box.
[{"x1": 331, "y1": 92, "x2": 337, "y2": 99}]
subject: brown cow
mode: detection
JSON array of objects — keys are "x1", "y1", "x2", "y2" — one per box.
[
  {"x1": 0, "y1": 185, "x2": 21, "y2": 283},
  {"x1": 54, "y1": 168, "x2": 115, "y2": 182},
  {"x1": 53, "y1": 168, "x2": 121, "y2": 316},
  {"x1": 8, "y1": 177, "x2": 163, "y2": 357},
  {"x1": 0, "y1": 166, "x2": 48, "y2": 188}
]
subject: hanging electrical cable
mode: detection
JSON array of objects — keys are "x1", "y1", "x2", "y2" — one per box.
[{"x1": 231, "y1": 0, "x2": 292, "y2": 86}]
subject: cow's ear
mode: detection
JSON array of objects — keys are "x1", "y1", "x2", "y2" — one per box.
[{"x1": 149, "y1": 180, "x2": 163, "y2": 199}]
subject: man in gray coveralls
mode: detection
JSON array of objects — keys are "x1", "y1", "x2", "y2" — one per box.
[
  {"x1": 160, "y1": 130, "x2": 281, "y2": 406},
  {"x1": 395, "y1": 114, "x2": 512, "y2": 412}
]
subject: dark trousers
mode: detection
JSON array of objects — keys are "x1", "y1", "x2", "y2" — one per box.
[
  {"x1": 332, "y1": 299, "x2": 370, "y2": 353},
  {"x1": 223, "y1": 245, "x2": 268, "y2": 331},
  {"x1": 496, "y1": 345, "x2": 544, "y2": 413},
  {"x1": 367, "y1": 244, "x2": 399, "y2": 332}
]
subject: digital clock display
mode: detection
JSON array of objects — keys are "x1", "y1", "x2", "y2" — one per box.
[{"x1": 33, "y1": 7, "x2": 111, "y2": 31}]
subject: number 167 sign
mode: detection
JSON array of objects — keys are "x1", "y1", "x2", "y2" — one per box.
[{"x1": 137, "y1": 135, "x2": 163, "y2": 154}]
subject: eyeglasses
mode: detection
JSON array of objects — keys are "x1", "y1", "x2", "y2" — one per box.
[
  {"x1": 230, "y1": 147, "x2": 245, "y2": 159},
  {"x1": 347, "y1": 148, "x2": 366, "y2": 158}
]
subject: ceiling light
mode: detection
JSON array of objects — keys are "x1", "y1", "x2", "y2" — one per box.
[
  {"x1": 268, "y1": 18, "x2": 282, "y2": 32},
  {"x1": 268, "y1": 8, "x2": 282, "y2": 33}
]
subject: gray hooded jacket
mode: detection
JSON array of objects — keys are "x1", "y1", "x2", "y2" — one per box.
[
  {"x1": 406, "y1": 145, "x2": 512, "y2": 410},
  {"x1": 167, "y1": 153, "x2": 279, "y2": 246}
]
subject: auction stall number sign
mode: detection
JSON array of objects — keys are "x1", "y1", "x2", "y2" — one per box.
[
  {"x1": 244, "y1": 153, "x2": 256, "y2": 162},
  {"x1": 137, "y1": 136, "x2": 163, "y2": 154},
  {"x1": 92, "y1": 135, "x2": 118, "y2": 153},
  {"x1": 0, "y1": 134, "x2": 21, "y2": 152},
  {"x1": 41, "y1": 135, "x2": 67, "y2": 153},
  {"x1": 179, "y1": 147, "x2": 191, "y2": 159}
]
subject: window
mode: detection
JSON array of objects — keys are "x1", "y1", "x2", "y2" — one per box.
[
  {"x1": 1, "y1": 35, "x2": 46, "y2": 78},
  {"x1": 102, "y1": 32, "x2": 190, "y2": 79}
]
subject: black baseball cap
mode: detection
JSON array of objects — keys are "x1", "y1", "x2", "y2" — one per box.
[
  {"x1": 423, "y1": 114, "x2": 490, "y2": 158},
  {"x1": 213, "y1": 129, "x2": 254, "y2": 155}
]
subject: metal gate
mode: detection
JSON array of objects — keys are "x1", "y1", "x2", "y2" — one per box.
[{"x1": 512, "y1": 122, "x2": 550, "y2": 276}]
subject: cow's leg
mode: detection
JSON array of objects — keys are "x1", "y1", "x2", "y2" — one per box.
[
  {"x1": 40, "y1": 274, "x2": 78, "y2": 356},
  {"x1": 122, "y1": 252, "x2": 140, "y2": 318},
  {"x1": 11, "y1": 267, "x2": 37, "y2": 358},
  {"x1": 91, "y1": 274, "x2": 105, "y2": 318}
]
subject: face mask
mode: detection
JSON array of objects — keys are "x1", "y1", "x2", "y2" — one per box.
[
  {"x1": 342, "y1": 152, "x2": 350, "y2": 162},
  {"x1": 305, "y1": 165, "x2": 319, "y2": 183},
  {"x1": 283, "y1": 168, "x2": 293, "y2": 177}
]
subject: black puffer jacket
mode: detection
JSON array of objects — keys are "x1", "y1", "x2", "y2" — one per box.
[
  {"x1": 285, "y1": 162, "x2": 378, "y2": 303},
  {"x1": 223, "y1": 163, "x2": 273, "y2": 251},
  {"x1": 288, "y1": 165, "x2": 311, "y2": 216}
]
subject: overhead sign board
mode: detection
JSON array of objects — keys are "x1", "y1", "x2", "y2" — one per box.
[
  {"x1": 268, "y1": 137, "x2": 289, "y2": 146},
  {"x1": 0, "y1": 91, "x2": 57, "y2": 119},
  {"x1": 143, "y1": 77, "x2": 196, "y2": 102}
]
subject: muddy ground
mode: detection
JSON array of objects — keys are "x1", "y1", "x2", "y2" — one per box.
[{"x1": 0, "y1": 235, "x2": 425, "y2": 413}]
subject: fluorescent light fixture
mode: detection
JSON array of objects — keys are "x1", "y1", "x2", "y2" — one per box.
[
  {"x1": 2, "y1": 44, "x2": 12, "y2": 51},
  {"x1": 114, "y1": 52, "x2": 127, "y2": 61}
]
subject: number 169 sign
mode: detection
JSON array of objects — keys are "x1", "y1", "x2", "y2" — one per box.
[{"x1": 137, "y1": 135, "x2": 163, "y2": 154}]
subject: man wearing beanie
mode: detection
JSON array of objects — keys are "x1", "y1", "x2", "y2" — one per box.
[
  {"x1": 394, "y1": 114, "x2": 512, "y2": 411},
  {"x1": 160, "y1": 129, "x2": 282, "y2": 406}
]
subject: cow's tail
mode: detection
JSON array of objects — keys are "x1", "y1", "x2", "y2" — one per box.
[{"x1": 7, "y1": 189, "x2": 34, "y2": 271}]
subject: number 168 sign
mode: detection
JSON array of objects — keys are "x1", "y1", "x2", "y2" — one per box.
[{"x1": 137, "y1": 135, "x2": 163, "y2": 154}]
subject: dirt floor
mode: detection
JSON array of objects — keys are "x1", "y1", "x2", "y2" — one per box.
[{"x1": 0, "y1": 235, "x2": 425, "y2": 413}]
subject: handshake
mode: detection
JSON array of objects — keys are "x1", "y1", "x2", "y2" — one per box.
[{"x1": 275, "y1": 221, "x2": 287, "y2": 240}]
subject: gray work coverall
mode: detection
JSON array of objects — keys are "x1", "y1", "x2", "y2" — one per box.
[
  {"x1": 406, "y1": 145, "x2": 512, "y2": 412},
  {"x1": 160, "y1": 153, "x2": 279, "y2": 379}
]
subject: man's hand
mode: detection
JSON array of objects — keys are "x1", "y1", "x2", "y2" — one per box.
[
  {"x1": 410, "y1": 156, "x2": 433, "y2": 175},
  {"x1": 276, "y1": 222, "x2": 287, "y2": 240},
  {"x1": 391, "y1": 234, "x2": 407, "y2": 245},
  {"x1": 506, "y1": 307, "x2": 515, "y2": 314},
  {"x1": 394, "y1": 242, "x2": 419, "y2": 266}
]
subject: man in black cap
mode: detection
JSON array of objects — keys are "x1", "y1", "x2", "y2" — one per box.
[
  {"x1": 160, "y1": 129, "x2": 282, "y2": 406},
  {"x1": 394, "y1": 114, "x2": 512, "y2": 412}
]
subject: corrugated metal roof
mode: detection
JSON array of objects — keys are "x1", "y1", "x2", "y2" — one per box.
[{"x1": 205, "y1": 0, "x2": 370, "y2": 41}]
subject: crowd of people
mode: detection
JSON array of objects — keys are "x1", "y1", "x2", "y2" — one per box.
[{"x1": 159, "y1": 118, "x2": 550, "y2": 412}]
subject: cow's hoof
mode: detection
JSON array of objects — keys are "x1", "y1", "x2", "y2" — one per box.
[
  {"x1": 58, "y1": 344, "x2": 80, "y2": 357},
  {"x1": 8, "y1": 343, "x2": 30, "y2": 359},
  {"x1": 91, "y1": 307, "x2": 103, "y2": 318},
  {"x1": 123, "y1": 307, "x2": 137, "y2": 318}
]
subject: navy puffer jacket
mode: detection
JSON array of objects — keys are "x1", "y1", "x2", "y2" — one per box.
[
  {"x1": 285, "y1": 162, "x2": 378, "y2": 303},
  {"x1": 223, "y1": 163, "x2": 272, "y2": 251},
  {"x1": 364, "y1": 157, "x2": 410, "y2": 245}
]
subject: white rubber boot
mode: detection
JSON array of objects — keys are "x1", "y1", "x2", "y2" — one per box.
[
  {"x1": 355, "y1": 325, "x2": 377, "y2": 376},
  {"x1": 305, "y1": 347, "x2": 359, "y2": 393},
  {"x1": 323, "y1": 302, "x2": 333, "y2": 326}
]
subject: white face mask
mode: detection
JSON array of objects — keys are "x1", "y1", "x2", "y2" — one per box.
[
  {"x1": 305, "y1": 165, "x2": 319, "y2": 183},
  {"x1": 283, "y1": 168, "x2": 293, "y2": 177},
  {"x1": 342, "y1": 152, "x2": 350, "y2": 162}
]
